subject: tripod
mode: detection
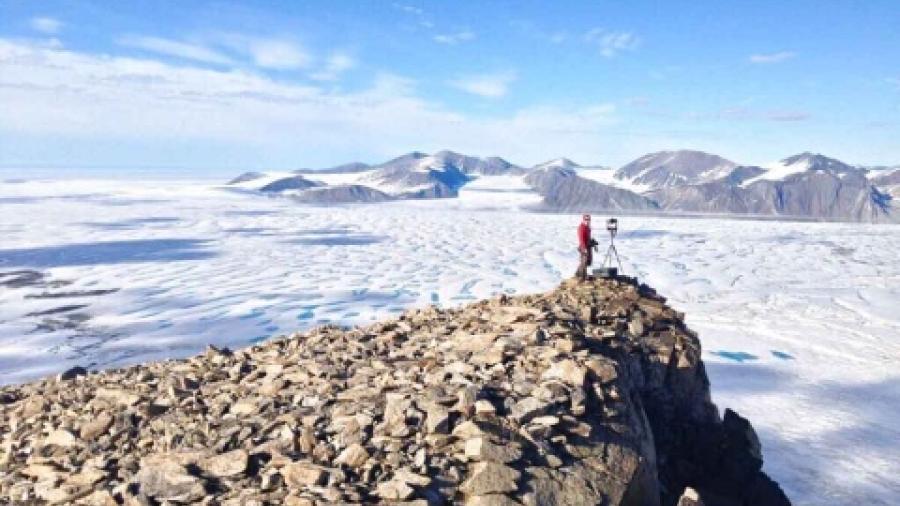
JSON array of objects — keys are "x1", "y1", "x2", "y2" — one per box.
[{"x1": 600, "y1": 230, "x2": 623, "y2": 273}]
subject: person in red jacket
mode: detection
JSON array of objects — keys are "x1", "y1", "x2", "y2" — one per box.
[{"x1": 576, "y1": 214, "x2": 596, "y2": 281}]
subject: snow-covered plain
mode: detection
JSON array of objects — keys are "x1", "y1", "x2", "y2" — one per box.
[{"x1": 1, "y1": 177, "x2": 898, "y2": 504}]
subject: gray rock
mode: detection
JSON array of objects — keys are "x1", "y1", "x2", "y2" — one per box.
[{"x1": 460, "y1": 462, "x2": 521, "y2": 496}]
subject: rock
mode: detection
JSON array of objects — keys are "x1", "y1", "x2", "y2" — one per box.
[
  {"x1": 95, "y1": 387, "x2": 140, "y2": 407},
  {"x1": 335, "y1": 442, "x2": 370, "y2": 468},
  {"x1": 231, "y1": 400, "x2": 257, "y2": 415},
  {"x1": 44, "y1": 429, "x2": 80, "y2": 448},
  {"x1": 628, "y1": 318, "x2": 644, "y2": 338},
  {"x1": 58, "y1": 366, "x2": 88, "y2": 381},
  {"x1": 0, "y1": 277, "x2": 789, "y2": 506},
  {"x1": 584, "y1": 358, "x2": 617, "y2": 384},
  {"x1": 80, "y1": 413, "x2": 114, "y2": 440},
  {"x1": 200, "y1": 449, "x2": 248, "y2": 477},
  {"x1": 284, "y1": 496, "x2": 316, "y2": 506},
  {"x1": 466, "y1": 494, "x2": 523, "y2": 506},
  {"x1": 134, "y1": 459, "x2": 205, "y2": 503},
  {"x1": 425, "y1": 402, "x2": 450, "y2": 434},
  {"x1": 475, "y1": 399, "x2": 497, "y2": 415},
  {"x1": 461, "y1": 462, "x2": 521, "y2": 496},
  {"x1": 75, "y1": 490, "x2": 118, "y2": 506},
  {"x1": 465, "y1": 437, "x2": 522, "y2": 463},
  {"x1": 282, "y1": 462, "x2": 327, "y2": 487},
  {"x1": 510, "y1": 397, "x2": 550, "y2": 423},
  {"x1": 541, "y1": 359, "x2": 587, "y2": 387},
  {"x1": 453, "y1": 421, "x2": 489, "y2": 439},
  {"x1": 377, "y1": 479, "x2": 416, "y2": 500},
  {"x1": 394, "y1": 468, "x2": 432, "y2": 486}
]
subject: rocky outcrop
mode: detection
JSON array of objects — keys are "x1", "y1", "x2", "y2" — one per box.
[{"x1": 0, "y1": 278, "x2": 791, "y2": 505}]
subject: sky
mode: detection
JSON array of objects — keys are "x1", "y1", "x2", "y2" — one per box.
[{"x1": 1, "y1": 0, "x2": 899, "y2": 175}]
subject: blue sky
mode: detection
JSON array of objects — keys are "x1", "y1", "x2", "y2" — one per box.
[{"x1": 1, "y1": 0, "x2": 899, "y2": 174}]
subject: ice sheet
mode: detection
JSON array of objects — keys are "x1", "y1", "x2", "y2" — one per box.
[{"x1": 1, "y1": 178, "x2": 898, "y2": 505}]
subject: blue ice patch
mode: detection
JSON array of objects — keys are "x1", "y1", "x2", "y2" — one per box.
[
  {"x1": 711, "y1": 351, "x2": 758, "y2": 363},
  {"x1": 771, "y1": 350, "x2": 795, "y2": 360}
]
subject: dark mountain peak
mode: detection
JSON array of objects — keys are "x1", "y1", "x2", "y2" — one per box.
[{"x1": 258, "y1": 175, "x2": 322, "y2": 193}]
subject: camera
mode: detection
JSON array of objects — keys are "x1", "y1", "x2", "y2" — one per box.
[{"x1": 606, "y1": 218, "x2": 618, "y2": 237}]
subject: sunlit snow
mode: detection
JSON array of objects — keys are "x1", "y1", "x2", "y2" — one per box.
[{"x1": 1, "y1": 177, "x2": 898, "y2": 505}]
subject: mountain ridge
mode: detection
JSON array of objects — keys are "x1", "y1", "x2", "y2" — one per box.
[{"x1": 225, "y1": 149, "x2": 897, "y2": 223}]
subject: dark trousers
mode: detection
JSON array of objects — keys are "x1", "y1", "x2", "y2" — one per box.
[{"x1": 576, "y1": 248, "x2": 592, "y2": 280}]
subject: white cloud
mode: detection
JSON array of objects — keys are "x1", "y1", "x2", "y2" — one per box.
[
  {"x1": 0, "y1": 38, "x2": 624, "y2": 166},
  {"x1": 30, "y1": 17, "x2": 62, "y2": 34},
  {"x1": 118, "y1": 36, "x2": 235, "y2": 66},
  {"x1": 245, "y1": 38, "x2": 310, "y2": 70},
  {"x1": 749, "y1": 51, "x2": 796, "y2": 64},
  {"x1": 584, "y1": 29, "x2": 640, "y2": 58},
  {"x1": 433, "y1": 31, "x2": 475, "y2": 45},
  {"x1": 450, "y1": 72, "x2": 516, "y2": 98},
  {"x1": 310, "y1": 52, "x2": 356, "y2": 81}
]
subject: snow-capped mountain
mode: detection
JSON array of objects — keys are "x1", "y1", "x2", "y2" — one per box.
[
  {"x1": 868, "y1": 167, "x2": 900, "y2": 200},
  {"x1": 532, "y1": 158, "x2": 581, "y2": 171},
  {"x1": 741, "y1": 152, "x2": 861, "y2": 186},
  {"x1": 649, "y1": 153, "x2": 895, "y2": 222},
  {"x1": 870, "y1": 167, "x2": 900, "y2": 186},
  {"x1": 615, "y1": 150, "x2": 738, "y2": 190},
  {"x1": 226, "y1": 151, "x2": 525, "y2": 202},
  {"x1": 225, "y1": 150, "x2": 897, "y2": 222},
  {"x1": 524, "y1": 165, "x2": 659, "y2": 213}
]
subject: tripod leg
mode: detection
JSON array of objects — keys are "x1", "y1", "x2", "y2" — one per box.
[
  {"x1": 611, "y1": 245, "x2": 624, "y2": 272},
  {"x1": 603, "y1": 245, "x2": 614, "y2": 268}
]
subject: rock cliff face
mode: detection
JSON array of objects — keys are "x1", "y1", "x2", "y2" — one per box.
[
  {"x1": 524, "y1": 167, "x2": 660, "y2": 213},
  {"x1": 0, "y1": 278, "x2": 790, "y2": 506}
]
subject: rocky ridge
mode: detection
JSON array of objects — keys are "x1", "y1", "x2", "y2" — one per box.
[{"x1": 0, "y1": 278, "x2": 790, "y2": 505}]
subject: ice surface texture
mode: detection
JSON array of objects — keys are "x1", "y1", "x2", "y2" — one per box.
[{"x1": 0, "y1": 177, "x2": 898, "y2": 505}]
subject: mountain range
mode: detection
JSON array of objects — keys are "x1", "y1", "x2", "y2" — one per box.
[{"x1": 227, "y1": 149, "x2": 898, "y2": 223}]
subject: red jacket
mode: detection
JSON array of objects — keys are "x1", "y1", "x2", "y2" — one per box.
[{"x1": 578, "y1": 223, "x2": 591, "y2": 250}]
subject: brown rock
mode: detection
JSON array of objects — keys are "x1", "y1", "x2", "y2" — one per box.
[
  {"x1": 80, "y1": 412, "x2": 114, "y2": 440},
  {"x1": 377, "y1": 479, "x2": 416, "y2": 500},
  {"x1": 282, "y1": 461, "x2": 327, "y2": 487},
  {"x1": 335, "y1": 442, "x2": 370, "y2": 468},
  {"x1": 200, "y1": 449, "x2": 248, "y2": 478},
  {"x1": 541, "y1": 359, "x2": 586, "y2": 387},
  {"x1": 460, "y1": 462, "x2": 520, "y2": 496}
]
